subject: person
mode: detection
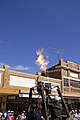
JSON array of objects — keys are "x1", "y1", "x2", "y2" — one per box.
[
  {"x1": 70, "y1": 109, "x2": 74, "y2": 120},
  {"x1": 34, "y1": 107, "x2": 42, "y2": 120},
  {"x1": 5, "y1": 110, "x2": 11, "y2": 120},
  {"x1": 27, "y1": 105, "x2": 36, "y2": 120},
  {"x1": 14, "y1": 111, "x2": 21, "y2": 120},
  {"x1": 21, "y1": 111, "x2": 26, "y2": 120},
  {"x1": 11, "y1": 111, "x2": 14, "y2": 120},
  {"x1": 66, "y1": 109, "x2": 74, "y2": 120},
  {"x1": 74, "y1": 109, "x2": 78, "y2": 120},
  {"x1": 47, "y1": 95, "x2": 62, "y2": 120},
  {"x1": 0, "y1": 112, "x2": 3, "y2": 120},
  {"x1": 78, "y1": 109, "x2": 80, "y2": 120},
  {"x1": 1, "y1": 114, "x2": 5, "y2": 120},
  {"x1": 27, "y1": 104, "x2": 42, "y2": 120}
]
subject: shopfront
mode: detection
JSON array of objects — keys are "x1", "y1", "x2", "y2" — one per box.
[{"x1": 6, "y1": 95, "x2": 41, "y2": 113}]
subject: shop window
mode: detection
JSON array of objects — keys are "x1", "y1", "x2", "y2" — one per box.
[
  {"x1": 64, "y1": 78, "x2": 69, "y2": 86},
  {"x1": 70, "y1": 80, "x2": 80, "y2": 88}
]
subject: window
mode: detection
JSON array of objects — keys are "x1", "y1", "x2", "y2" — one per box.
[
  {"x1": 70, "y1": 80, "x2": 80, "y2": 88},
  {"x1": 64, "y1": 78, "x2": 69, "y2": 86}
]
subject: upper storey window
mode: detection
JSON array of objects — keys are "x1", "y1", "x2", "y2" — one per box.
[
  {"x1": 64, "y1": 78, "x2": 69, "y2": 86},
  {"x1": 70, "y1": 80, "x2": 80, "y2": 88}
]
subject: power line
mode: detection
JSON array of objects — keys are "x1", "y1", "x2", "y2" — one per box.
[{"x1": 49, "y1": 47, "x2": 64, "y2": 60}]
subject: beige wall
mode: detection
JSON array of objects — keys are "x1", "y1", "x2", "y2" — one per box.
[{"x1": 0, "y1": 67, "x2": 61, "y2": 96}]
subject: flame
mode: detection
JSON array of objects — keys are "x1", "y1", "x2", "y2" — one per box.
[{"x1": 35, "y1": 48, "x2": 49, "y2": 71}]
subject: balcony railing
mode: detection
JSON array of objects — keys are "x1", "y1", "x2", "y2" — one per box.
[
  {"x1": 64, "y1": 86, "x2": 80, "y2": 95},
  {"x1": 71, "y1": 87, "x2": 80, "y2": 93}
]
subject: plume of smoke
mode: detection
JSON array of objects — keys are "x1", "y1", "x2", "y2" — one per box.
[{"x1": 35, "y1": 48, "x2": 49, "y2": 71}]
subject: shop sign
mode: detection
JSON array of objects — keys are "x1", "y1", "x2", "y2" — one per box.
[
  {"x1": 7, "y1": 96, "x2": 16, "y2": 100},
  {"x1": 10, "y1": 75, "x2": 35, "y2": 88},
  {"x1": 19, "y1": 93, "x2": 42, "y2": 98}
]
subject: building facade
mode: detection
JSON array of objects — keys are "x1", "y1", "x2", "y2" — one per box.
[
  {"x1": 0, "y1": 65, "x2": 61, "y2": 112},
  {"x1": 0, "y1": 59, "x2": 80, "y2": 112},
  {"x1": 42, "y1": 58, "x2": 80, "y2": 110}
]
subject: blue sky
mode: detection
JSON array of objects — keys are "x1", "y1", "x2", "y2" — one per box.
[{"x1": 0, "y1": 0, "x2": 80, "y2": 74}]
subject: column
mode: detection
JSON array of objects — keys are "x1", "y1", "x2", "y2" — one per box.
[
  {"x1": 1, "y1": 95, "x2": 7, "y2": 112},
  {"x1": 67, "y1": 70, "x2": 71, "y2": 93}
]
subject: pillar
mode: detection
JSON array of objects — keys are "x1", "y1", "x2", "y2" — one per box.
[
  {"x1": 3, "y1": 64, "x2": 10, "y2": 87},
  {"x1": 1, "y1": 95, "x2": 7, "y2": 112}
]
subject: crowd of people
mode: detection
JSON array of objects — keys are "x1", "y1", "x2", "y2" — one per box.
[
  {"x1": 0, "y1": 95, "x2": 79, "y2": 120},
  {"x1": 0, "y1": 108, "x2": 80, "y2": 120},
  {"x1": 0, "y1": 110, "x2": 26, "y2": 120},
  {"x1": 0, "y1": 105, "x2": 44, "y2": 120},
  {"x1": 0, "y1": 96, "x2": 61, "y2": 120}
]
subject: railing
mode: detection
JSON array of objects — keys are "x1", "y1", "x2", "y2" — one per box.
[
  {"x1": 63, "y1": 86, "x2": 69, "y2": 94},
  {"x1": 71, "y1": 87, "x2": 80, "y2": 93},
  {"x1": 64, "y1": 86, "x2": 80, "y2": 95}
]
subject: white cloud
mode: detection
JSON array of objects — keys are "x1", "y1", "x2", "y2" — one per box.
[
  {"x1": 0, "y1": 62, "x2": 31, "y2": 71},
  {"x1": 11, "y1": 65, "x2": 31, "y2": 71},
  {"x1": 0, "y1": 40, "x2": 14, "y2": 48}
]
